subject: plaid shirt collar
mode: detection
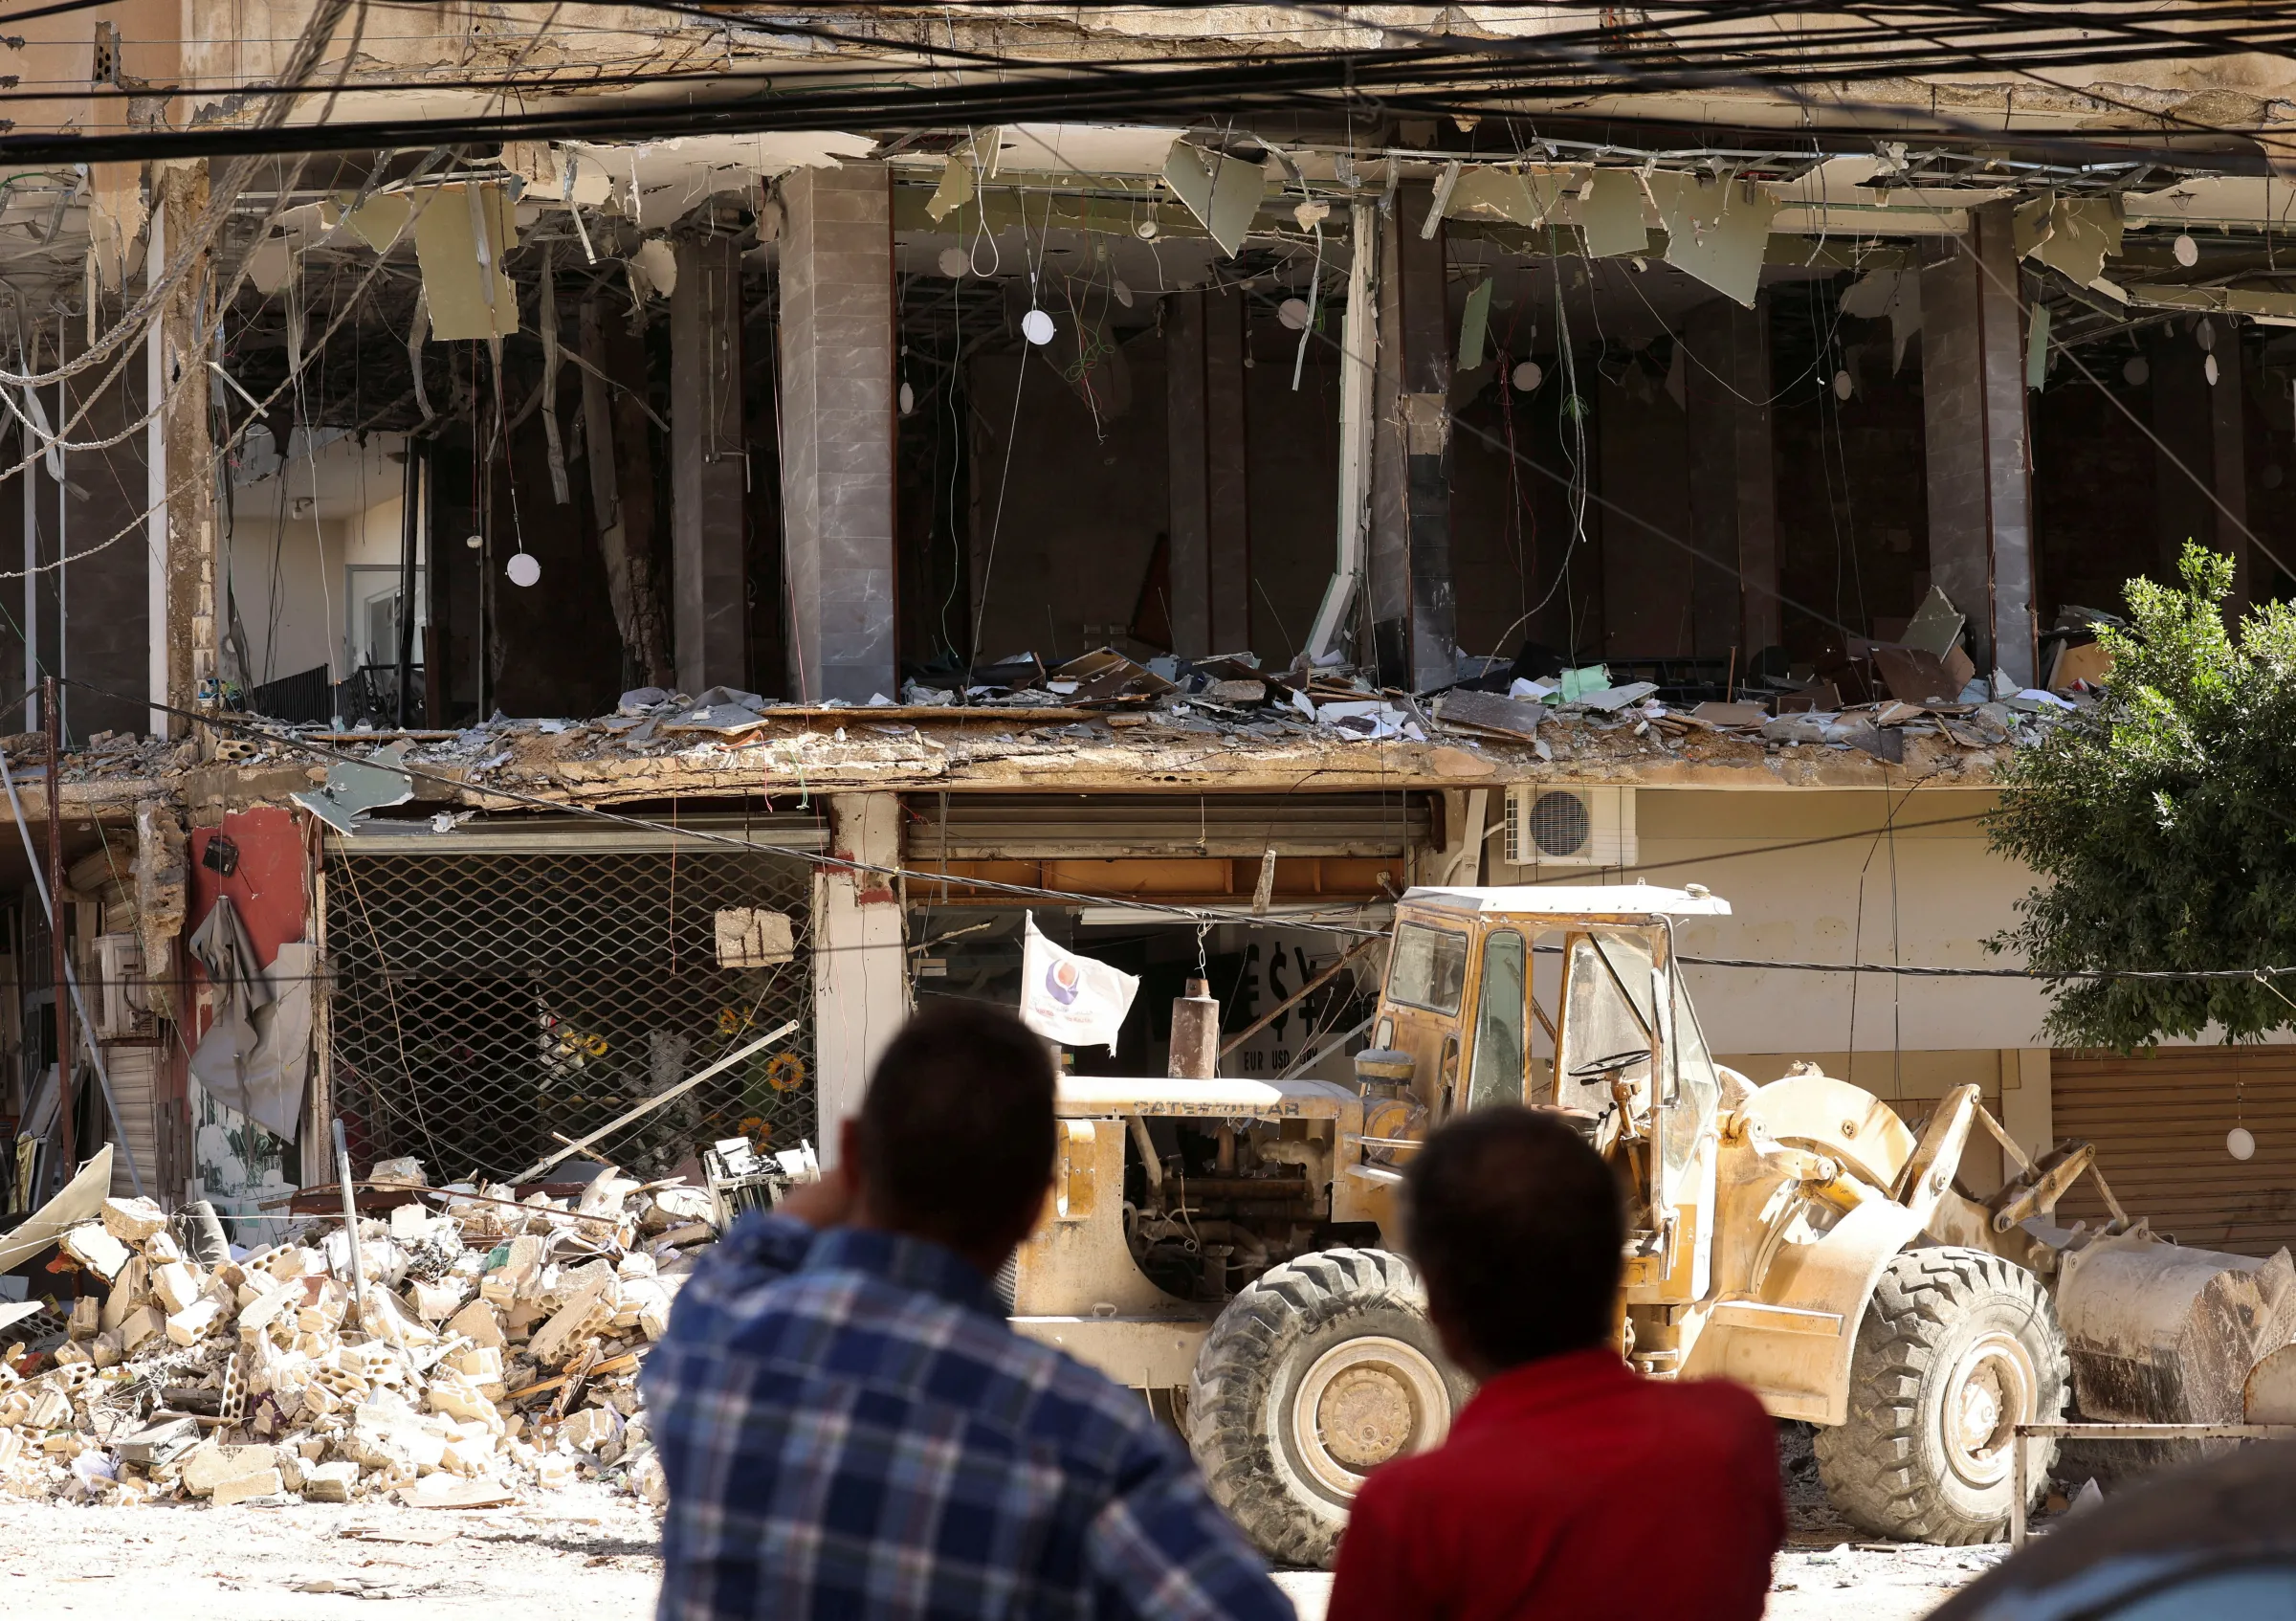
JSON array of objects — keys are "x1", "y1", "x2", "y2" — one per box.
[{"x1": 790, "y1": 1221, "x2": 1001, "y2": 1318}]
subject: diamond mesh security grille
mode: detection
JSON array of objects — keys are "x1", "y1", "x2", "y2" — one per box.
[{"x1": 325, "y1": 841, "x2": 814, "y2": 1183}]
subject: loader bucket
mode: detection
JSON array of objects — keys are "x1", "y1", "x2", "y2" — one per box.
[{"x1": 2052, "y1": 1233, "x2": 2296, "y2": 1473}]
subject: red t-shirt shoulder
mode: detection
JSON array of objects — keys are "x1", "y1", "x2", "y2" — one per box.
[{"x1": 1329, "y1": 1351, "x2": 1783, "y2": 1621}]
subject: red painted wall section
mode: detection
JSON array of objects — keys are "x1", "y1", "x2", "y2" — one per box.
[
  {"x1": 187, "y1": 807, "x2": 312, "y2": 970},
  {"x1": 156, "y1": 807, "x2": 316, "y2": 1206},
  {"x1": 167, "y1": 806, "x2": 313, "y2": 1092}
]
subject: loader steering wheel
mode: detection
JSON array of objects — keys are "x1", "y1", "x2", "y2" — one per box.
[{"x1": 1568, "y1": 1048, "x2": 1652, "y2": 1080}]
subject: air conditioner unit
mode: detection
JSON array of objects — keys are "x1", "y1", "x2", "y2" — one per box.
[
  {"x1": 1503, "y1": 785, "x2": 1637, "y2": 869},
  {"x1": 92, "y1": 932, "x2": 155, "y2": 1039}
]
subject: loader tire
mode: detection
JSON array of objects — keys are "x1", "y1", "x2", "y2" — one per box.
[
  {"x1": 1816, "y1": 1246, "x2": 2068, "y2": 1544},
  {"x1": 1187, "y1": 1248, "x2": 1469, "y2": 1568}
]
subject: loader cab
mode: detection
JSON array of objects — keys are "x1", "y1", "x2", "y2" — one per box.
[{"x1": 1363, "y1": 884, "x2": 1733, "y2": 1303}]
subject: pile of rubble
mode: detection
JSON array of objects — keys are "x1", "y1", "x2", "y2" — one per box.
[{"x1": 0, "y1": 1162, "x2": 722, "y2": 1508}]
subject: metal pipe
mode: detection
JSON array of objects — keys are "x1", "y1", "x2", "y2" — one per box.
[
  {"x1": 1972, "y1": 1100, "x2": 2033, "y2": 1174},
  {"x1": 52, "y1": 345, "x2": 64, "y2": 737},
  {"x1": 333, "y1": 1116, "x2": 368, "y2": 1321},
  {"x1": 507, "y1": 1020, "x2": 796, "y2": 1184},
  {"x1": 146, "y1": 204, "x2": 166, "y2": 738},
  {"x1": 21, "y1": 414, "x2": 34, "y2": 732},
  {"x1": 1219, "y1": 935, "x2": 1380, "y2": 1057},
  {"x1": 1304, "y1": 200, "x2": 1378, "y2": 660},
  {"x1": 395, "y1": 442, "x2": 421, "y2": 726},
  {"x1": 2010, "y1": 1432, "x2": 2028, "y2": 1547},
  {"x1": 1127, "y1": 1114, "x2": 1162, "y2": 1188},
  {"x1": 1281, "y1": 1010, "x2": 1377, "y2": 1079},
  {"x1": 45, "y1": 675, "x2": 68, "y2": 1166}
]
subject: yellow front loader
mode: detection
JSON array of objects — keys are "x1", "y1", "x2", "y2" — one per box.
[{"x1": 1010, "y1": 884, "x2": 2296, "y2": 1566}]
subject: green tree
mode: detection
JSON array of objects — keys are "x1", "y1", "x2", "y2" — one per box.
[{"x1": 1989, "y1": 544, "x2": 2296, "y2": 1049}]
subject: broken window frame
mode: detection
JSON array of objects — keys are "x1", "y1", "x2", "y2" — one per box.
[
  {"x1": 1385, "y1": 922, "x2": 1470, "y2": 1016},
  {"x1": 1465, "y1": 928, "x2": 1527, "y2": 1112}
]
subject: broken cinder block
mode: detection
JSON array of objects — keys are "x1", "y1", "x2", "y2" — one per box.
[
  {"x1": 58, "y1": 1222, "x2": 131, "y2": 1282},
  {"x1": 445, "y1": 1297, "x2": 505, "y2": 1348},
  {"x1": 409, "y1": 1277, "x2": 469, "y2": 1322},
  {"x1": 236, "y1": 1281, "x2": 300, "y2": 1343},
  {"x1": 151, "y1": 1260, "x2": 206, "y2": 1315},
  {"x1": 99, "y1": 1196, "x2": 168, "y2": 1243},
  {"x1": 99, "y1": 1255, "x2": 149, "y2": 1330},
  {"x1": 210, "y1": 1467, "x2": 285, "y2": 1506},
  {"x1": 166, "y1": 1297, "x2": 226, "y2": 1346},
  {"x1": 559, "y1": 1405, "x2": 617, "y2": 1453},
  {"x1": 300, "y1": 1459, "x2": 360, "y2": 1501},
  {"x1": 181, "y1": 1441, "x2": 278, "y2": 1498},
  {"x1": 118, "y1": 1304, "x2": 165, "y2": 1355},
  {"x1": 528, "y1": 1268, "x2": 621, "y2": 1367}
]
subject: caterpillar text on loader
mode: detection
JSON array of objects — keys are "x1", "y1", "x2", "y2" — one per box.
[{"x1": 1009, "y1": 884, "x2": 2296, "y2": 1566}]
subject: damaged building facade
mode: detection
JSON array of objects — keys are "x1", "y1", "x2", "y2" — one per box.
[{"x1": 1, "y1": 4, "x2": 2294, "y2": 1282}]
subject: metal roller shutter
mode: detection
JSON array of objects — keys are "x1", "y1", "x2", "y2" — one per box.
[
  {"x1": 2052, "y1": 1047, "x2": 2296, "y2": 1258},
  {"x1": 902, "y1": 792, "x2": 1430, "y2": 859},
  {"x1": 101, "y1": 1045, "x2": 159, "y2": 1201}
]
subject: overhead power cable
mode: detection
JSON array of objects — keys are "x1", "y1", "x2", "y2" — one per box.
[{"x1": 1, "y1": 3, "x2": 2294, "y2": 166}]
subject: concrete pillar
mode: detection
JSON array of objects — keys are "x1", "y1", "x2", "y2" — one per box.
[
  {"x1": 1683, "y1": 296, "x2": 1780, "y2": 658},
  {"x1": 2149, "y1": 327, "x2": 2213, "y2": 583},
  {"x1": 670, "y1": 233, "x2": 747, "y2": 694},
  {"x1": 2154, "y1": 320, "x2": 2251, "y2": 611},
  {"x1": 1598, "y1": 371, "x2": 1692, "y2": 658},
  {"x1": 1163, "y1": 291, "x2": 1210, "y2": 655},
  {"x1": 779, "y1": 165, "x2": 896, "y2": 702},
  {"x1": 1163, "y1": 288, "x2": 1251, "y2": 655},
  {"x1": 811, "y1": 792, "x2": 911, "y2": 1166},
  {"x1": 1367, "y1": 182, "x2": 1456, "y2": 691},
  {"x1": 1306, "y1": 203, "x2": 1380, "y2": 659},
  {"x1": 1203, "y1": 289, "x2": 1251, "y2": 653},
  {"x1": 2000, "y1": 1047, "x2": 2053, "y2": 1165},
  {"x1": 60, "y1": 305, "x2": 154, "y2": 741},
  {"x1": 2213, "y1": 326, "x2": 2250, "y2": 614},
  {"x1": 156, "y1": 160, "x2": 218, "y2": 736},
  {"x1": 581, "y1": 297, "x2": 673, "y2": 689},
  {"x1": 1920, "y1": 202, "x2": 2037, "y2": 685},
  {"x1": 145, "y1": 203, "x2": 166, "y2": 737}
]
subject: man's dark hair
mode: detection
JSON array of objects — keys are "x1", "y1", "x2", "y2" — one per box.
[
  {"x1": 1403, "y1": 1106, "x2": 1625, "y2": 1368},
  {"x1": 856, "y1": 1000, "x2": 1057, "y2": 1253}
]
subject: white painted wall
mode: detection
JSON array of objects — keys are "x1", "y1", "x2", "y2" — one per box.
[
  {"x1": 228, "y1": 513, "x2": 341, "y2": 684},
  {"x1": 1490, "y1": 786, "x2": 2047, "y2": 1055},
  {"x1": 812, "y1": 794, "x2": 914, "y2": 1166},
  {"x1": 224, "y1": 431, "x2": 415, "y2": 688}
]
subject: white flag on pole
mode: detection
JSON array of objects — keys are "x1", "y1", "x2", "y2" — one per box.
[{"x1": 1018, "y1": 912, "x2": 1139, "y2": 1054}]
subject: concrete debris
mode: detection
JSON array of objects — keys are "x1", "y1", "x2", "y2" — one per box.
[
  {"x1": 17, "y1": 602, "x2": 2109, "y2": 811},
  {"x1": 0, "y1": 1166, "x2": 719, "y2": 1508},
  {"x1": 320, "y1": 653, "x2": 2092, "y2": 780}
]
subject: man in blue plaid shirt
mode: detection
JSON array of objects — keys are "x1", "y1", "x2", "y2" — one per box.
[{"x1": 647, "y1": 1001, "x2": 1291, "y2": 1621}]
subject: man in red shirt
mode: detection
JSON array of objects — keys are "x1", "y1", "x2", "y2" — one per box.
[{"x1": 1328, "y1": 1107, "x2": 1784, "y2": 1621}]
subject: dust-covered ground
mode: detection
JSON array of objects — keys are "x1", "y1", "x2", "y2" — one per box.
[
  {"x1": 0, "y1": 1430, "x2": 2064, "y2": 1621},
  {"x1": 1761, "y1": 1420, "x2": 2011, "y2": 1619},
  {"x1": 0, "y1": 1487, "x2": 663, "y2": 1620}
]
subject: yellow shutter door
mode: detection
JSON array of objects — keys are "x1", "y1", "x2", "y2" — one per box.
[{"x1": 2052, "y1": 1047, "x2": 2296, "y2": 1258}]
